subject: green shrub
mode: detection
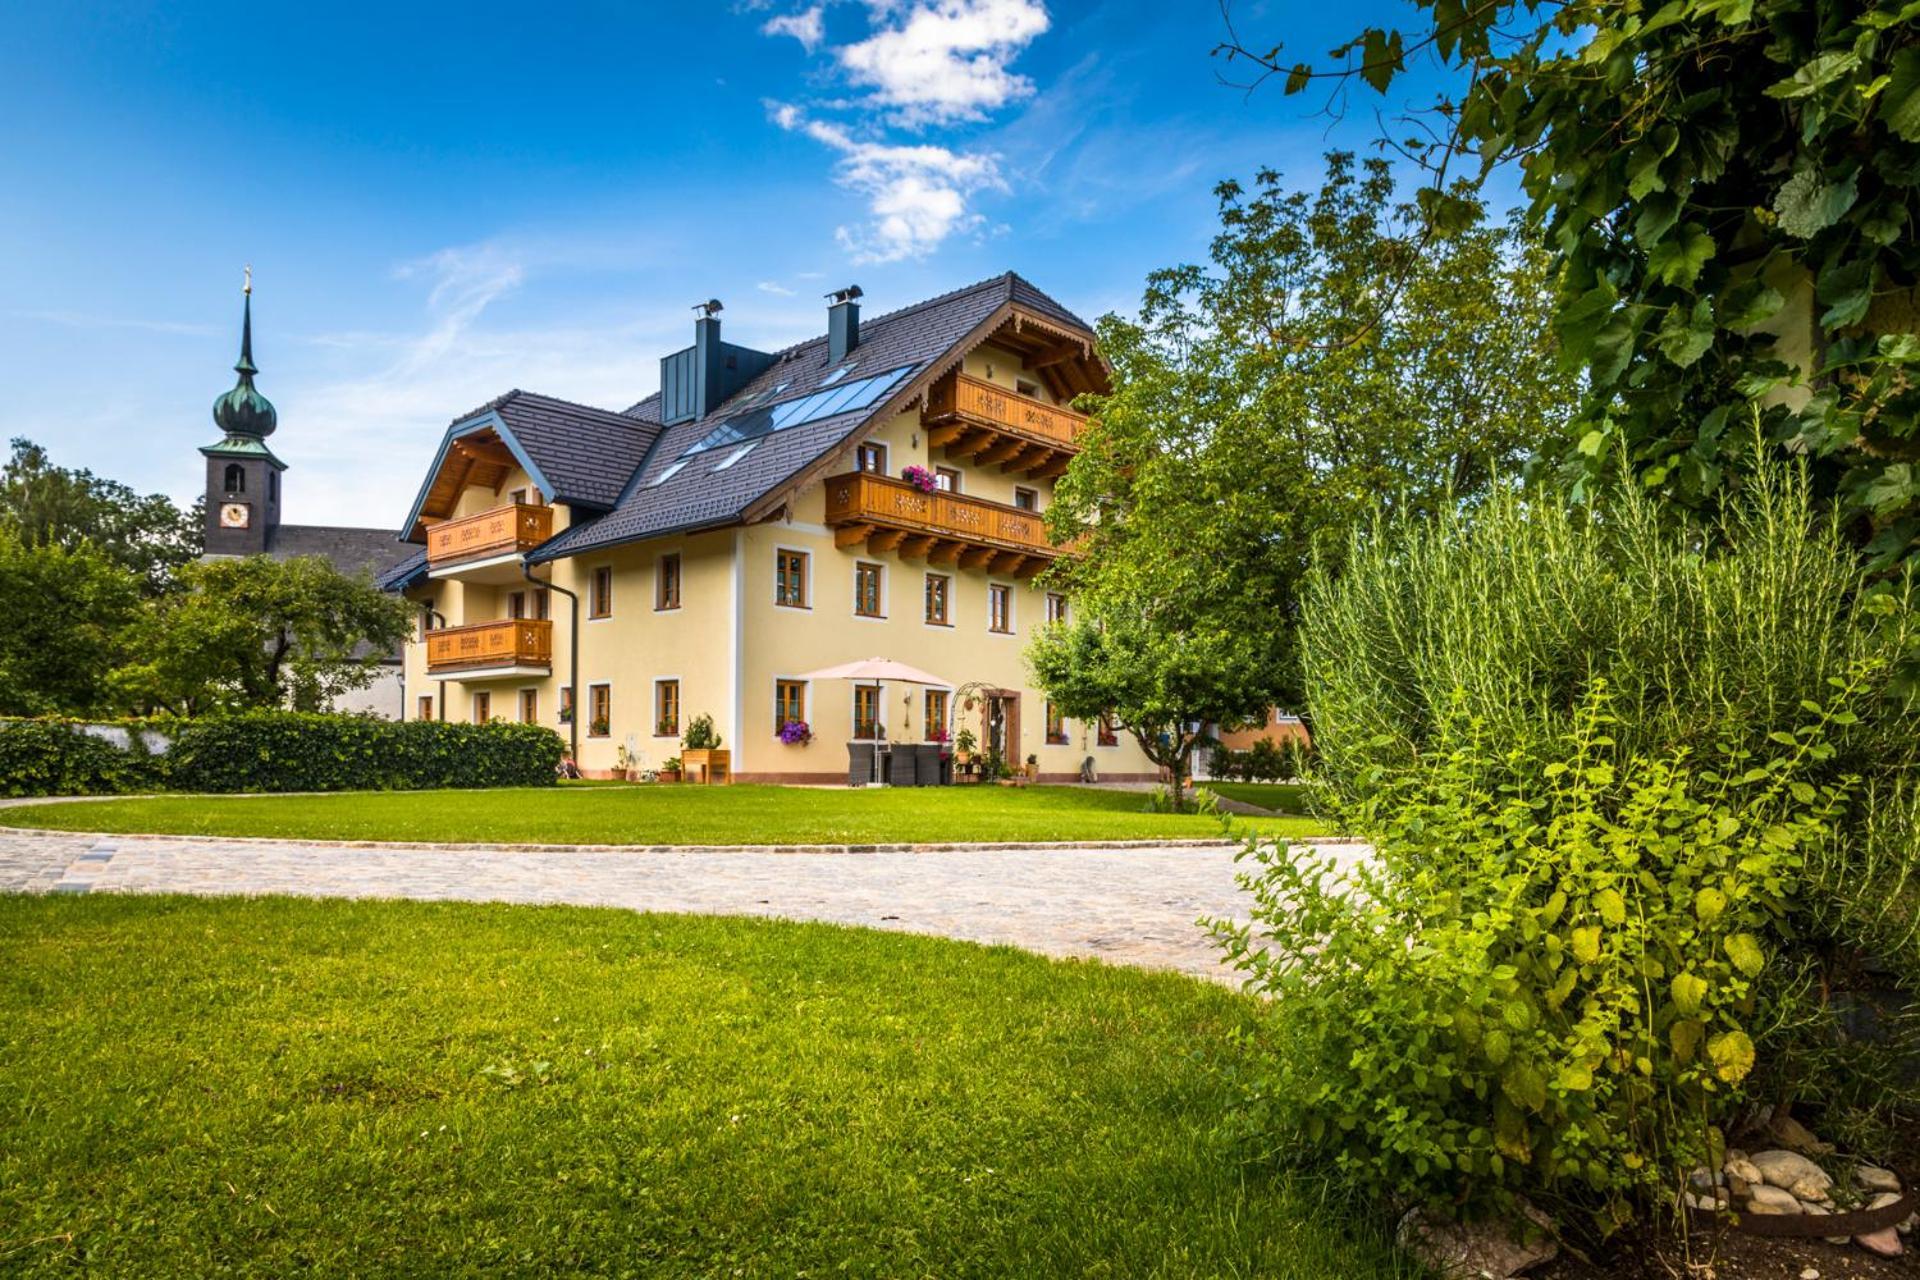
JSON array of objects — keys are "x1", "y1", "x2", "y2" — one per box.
[
  {"x1": 0, "y1": 721, "x2": 144, "y2": 797},
  {"x1": 1214, "y1": 685, "x2": 1855, "y2": 1234},
  {"x1": 1299, "y1": 467, "x2": 1920, "y2": 978},
  {"x1": 166, "y1": 713, "x2": 563, "y2": 793}
]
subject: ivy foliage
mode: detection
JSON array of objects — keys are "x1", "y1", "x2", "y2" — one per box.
[{"x1": 1229, "y1": 0, "x2": 1920, "y2": 565}]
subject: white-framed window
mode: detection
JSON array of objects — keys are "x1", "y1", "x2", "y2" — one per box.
[
  {"x1": 656, "y1": 552, "x2": 682, "y2": 610},
  {"x1": 589, "y1": 565, "x2": 614, "y2": 619},
  {"x1": 924, "y1": 573, "x2": 951, "y2": 626},
  {"x1": 654, "y1": 678, "x2": 681, "y2": 738},
  {"x1": 774, "y1": 547, "x2": 811, "y2": 609},
  {"x1": 852, "y1": 683, "x2": 883, "y2": 740},
  {"x1": 854, "y1": 561, "x2": 885, "y2": 619},
  {"x1": 988, "y1": 582, "x2": 1014, "y2": 634}
]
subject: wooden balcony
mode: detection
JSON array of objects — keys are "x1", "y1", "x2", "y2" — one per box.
[
  {"x1": 425, "y1": 618, "x2": 553, "y2": 676},
  {"x1": 922, "y1": 373, "x2": 1086, "y2": 479},
  {"x1": 824, "y1": 471, "x2": 1056, "y2": 578},
  {"x1": 426, "y1": 502, "x2": 553, "y2": 575}
]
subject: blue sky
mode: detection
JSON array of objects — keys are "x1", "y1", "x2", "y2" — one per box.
[{"x1": 0, "y1": 0, "x2": 1475, "y2": 526}]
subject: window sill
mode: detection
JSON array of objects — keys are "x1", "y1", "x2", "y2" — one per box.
[{"x1": 923, "y1": 619, "x2": 953, "y2": 628}]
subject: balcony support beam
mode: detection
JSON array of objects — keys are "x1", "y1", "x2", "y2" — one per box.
[
  {"x1": 958, "y1": 546, "x2": 998, "y2": 570},
  {"x1": 868, "y1": 529, "x2": 907, "y2": 554},
  {"x1": 898, "y1": 534, "x2": 937, "y2": 559},
  {"x1": 834, "y1": 523, "x2": 875, "y2": 549},
  {"x1": 976, "y1": 437, "x2": 1031, "y2": 467},
  {"x1": 928, "y1": 539, "x2": 964, "y2": 565}
]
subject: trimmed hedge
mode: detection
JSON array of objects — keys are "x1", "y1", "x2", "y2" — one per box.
[
  {"x1": 0, "y1": 721, "x2": 164, "y2": 798},
  {"x1": 0, "y1": 713, "x2": 563, "y2": 796},
  {"x1": 167, "y1": 714, "x2": 564, "y2": 793}
]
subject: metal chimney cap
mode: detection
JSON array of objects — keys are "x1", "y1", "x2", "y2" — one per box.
[
  {"x1": 694, "y1": 298, "x2": 724, "y2": 317},
  {"x1": 825, "y1": 285, "x2": 863, "y2": 304}
]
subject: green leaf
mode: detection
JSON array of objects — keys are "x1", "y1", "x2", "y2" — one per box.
[
  {"x1": 1673, "y1": 972, "x2": 1709, "y2": 1016},
  {"x1": 1655, "y1": 299, "x2": 1715, "y2": 367},
  {"x1": 1817, "y1": 258, "x2": 1875, "y2": 328},
  {"x1": 1556, "y1": 1062, "x2": 1594, "y2": 1092},
  {"x1": 1647, "y1": 223, "x2": 1715, "y2": 287},
  {"x1": 1357, "y1": 28, "x2": 1404, "y2": 94},
  {"x1": 1883, "y1": 47, "x2": 1920, "y2": 141},
  {"x1": 1484, "y1": 1027, "x2": 1512, "y2": 1066},
  {"x1": 1503, "y1": 1060, "x2": 1548, "y2": 1112},
  {"x1": 1774, "y1": 167, "x2": 1860, "y2": 238},
  {"x1": 1724, "y1": 933, "x2": 1766, "y2": 977},
  {"x1": 1670, "y1": 1018, "x2": 1704, "y2": 1063},
  {"x1": 1595, "y1": 887, "x2": 1627, "y2": 926},
  {"x1": 1571, "y1": 924, "x2": 1602, "y2": 965},
  {"x1": 1707, "y1": 1029, "x2": 1756, "y2": 1083},
  {"x1": 1694, "y1": 887, "x2": 1727, "y2": 920},
  {"x1": 1764, "y1": 50, "x2": 1861, "y2": 99},
  {"x1": 1716, "y1": 277, "x2": 1786, "y2": 330}
]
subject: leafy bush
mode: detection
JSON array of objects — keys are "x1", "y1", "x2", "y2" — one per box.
[
  {"x1": 1215, "y1": 686, "x2": 1854, "y2": 1233},
  {"x1": 166, "y1": 713, "x2": 562, "y2": 793},
  {"x1": 0, "y1": 720, "x2": 162, "y2": 797},
  {"x1": 1216, "y1": 738, "x2": 1295, "y2": 782},
  {"x1": 682, "y1": 714, "x2": 721, "y2": 751},
  {"x1": 1299, "y1": 467, "x2": 1920, "y2": 977}
]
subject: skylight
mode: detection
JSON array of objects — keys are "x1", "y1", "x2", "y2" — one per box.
[
  {"x1": 678, "y1": 363, "x2": 917, "y2": 458},
  {"x1": 712, "y1": 442, "x2": 757, "y2": 472},
  {"x1": 649, "y1": 458, "x2": 690, "y2": 487},
  {"x1": 818, "y1": 362, "x2": 857, "y2": 387}
]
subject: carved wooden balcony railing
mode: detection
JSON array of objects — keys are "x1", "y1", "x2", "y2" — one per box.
[
  {"x1": 824, "y1": 471, "x2": 1056, "y2": 578},
  {"x1": 922, "y1": 373, "x2": 1085, "y2": 479},
  {"x1": 426, "y1": 502, "x2": 553, "y2": 569},
  {"x1": 425, "y1": 618, "x2": 553, "y2": 674}
]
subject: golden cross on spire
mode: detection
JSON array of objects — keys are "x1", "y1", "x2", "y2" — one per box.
[{"x1": 243, "y1": 264, "x2": 253, "y2": 296}]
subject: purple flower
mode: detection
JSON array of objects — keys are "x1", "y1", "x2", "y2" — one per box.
[
  {"x1": 778, "y1": 719, "x2": 813, "y2": 745},
  {"x1": 902, "y1": 465, "x2": 938, "y2": 494}
]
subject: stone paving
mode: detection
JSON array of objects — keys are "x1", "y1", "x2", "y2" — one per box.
[{"x1": 0, "y1": 825, "x2": 1369, "y2": 983}]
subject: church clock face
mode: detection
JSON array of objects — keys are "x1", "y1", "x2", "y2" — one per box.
[{"x1": 219, "y1": 502, "x2": 252, "y2": 530}]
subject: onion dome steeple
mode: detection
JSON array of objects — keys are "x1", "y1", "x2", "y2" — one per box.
[{"x1": 211, "y1": 266, "x2": 277, "y2": 440}]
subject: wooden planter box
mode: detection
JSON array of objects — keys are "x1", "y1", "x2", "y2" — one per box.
[{"x1": 681, "y1": 749, "x2": 731, "y2": 784}]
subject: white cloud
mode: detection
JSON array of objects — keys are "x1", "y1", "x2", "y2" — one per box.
[
  {"x1": 838, "y1": 0, "x2": 1050, "y2": 127},
  {"x1": 769, "y1": 104, "x2": 1005, "y2": 262},
  {"x1": 762, "y1": 4, "x2": 825, "y2": 51},
  {"x1": 756, "y1": 280, "x2": 797, "y2": 296}
]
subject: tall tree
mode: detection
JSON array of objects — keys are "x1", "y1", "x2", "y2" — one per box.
[
  {"x1": 0, "y1": 438, "x2": 202, "y2": 594},
  {"x1": 1036, "y1": 153, "x2": 1575, "y2": 730},
  {"x1": 1218, "y1": 0, "x2": 1920, "y2": 565},
  {"x1": 0, "y1": 528, "x2": 142, "y2": 717},
  {"x1": 113, "y1": 556, "x2": 411, "y2": 716}
]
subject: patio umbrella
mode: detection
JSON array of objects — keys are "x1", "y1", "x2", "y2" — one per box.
[
  {"x1": 799, "y1": 658, "x2": 952, "y2": 785},
  {"x1": 796, "y1": 657, "x2": 951, "y2": 685}
]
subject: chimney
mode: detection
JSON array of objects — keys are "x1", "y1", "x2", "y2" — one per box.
[
  {"x1": 693, "y1": 299, "x2": 725, "y2": 418},
  {"x1": 827, "y1": 285, "x2": 862, "y2": 363}
]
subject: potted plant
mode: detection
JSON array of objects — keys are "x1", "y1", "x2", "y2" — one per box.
[
  {"x1": 901, "y1": 464, "x2": 938, "y2": 494},
  {"x1": 1024, "y1": 752, "x2": 1039, "y2": 782},
  {"x1": 778, "y1": 719, "x2": 813, "y2": 746},
  {"x1": 660, "y1": 755, "x2": 683, "y2": 783},
  {"x1": 589, "y1": 715, "x2": 610, "y2": 738},
  {"x1": 680, "y1": 714, "x2": 730, "y2": 784},
  {"x1": 615, "y1": 744, "x2": 641, "y2": 782}
]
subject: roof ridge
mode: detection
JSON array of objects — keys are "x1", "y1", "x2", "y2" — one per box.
[{"x1": 751, "y1": 270, "x2": 1044, "y2": 363}]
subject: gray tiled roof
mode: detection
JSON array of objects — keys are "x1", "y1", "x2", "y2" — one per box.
[
  {"x1": 463, "y1": 389, "x2": 663, "y2": 510},
  {"x1": 531, "y1": 271, "x2": 1084, "y2": 562},
  {"x1": 270, "y1": 524, "x2": 407, "y2": 581},
  {"x1": 375, "y1": 545, "x2": 428, "y2": 591}
]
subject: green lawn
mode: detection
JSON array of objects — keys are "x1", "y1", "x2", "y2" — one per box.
[
  {"x1": 0, "y1": 896, "x2": 1410, "y2": 1278},
  {"x1": 1, "y1": 783, "x2": 1327, "y2": 846},
  {"x1": 1200, "y1": 781, "x2": 1313, "y2": 814}
]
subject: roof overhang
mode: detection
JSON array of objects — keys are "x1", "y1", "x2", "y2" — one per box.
[
  {"x1": 739, "y1": 300, "x2": 1106, "y2": 528},
  {"x1": 400, "y1": 410, "x2": 559, "y2": 542}
]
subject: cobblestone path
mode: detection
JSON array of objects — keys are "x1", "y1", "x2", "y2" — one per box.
[{"x1": 0, "y1": 826, "x2": 1367, "y2": 982}]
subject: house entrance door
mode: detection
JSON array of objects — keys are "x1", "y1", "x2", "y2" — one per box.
[{"x1": 986, "y1": 693, "x2": 1019, "y2": 763}]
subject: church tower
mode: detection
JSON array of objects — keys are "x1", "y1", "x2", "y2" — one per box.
[{"x1": 200, "y1": 269, "x2": 286, "y2": 556}]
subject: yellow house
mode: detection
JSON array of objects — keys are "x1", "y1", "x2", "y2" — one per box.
[{"x1": 379, "y1": 272, "x2": 1159, "y2": 784}]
